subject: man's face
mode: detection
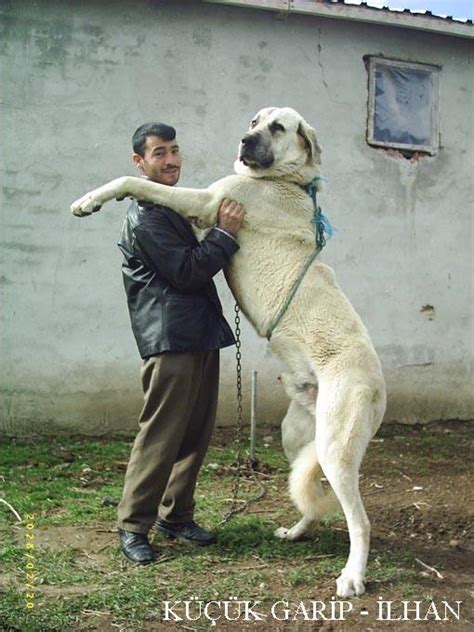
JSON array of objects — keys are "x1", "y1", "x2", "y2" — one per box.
[{"x1": 133, "y1": 135, "x2": 182, "y2": 185}]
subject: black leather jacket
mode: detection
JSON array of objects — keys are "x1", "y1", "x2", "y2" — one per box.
[{"x1": 118, "y1": 201, "x2": 239, "y2": 358}]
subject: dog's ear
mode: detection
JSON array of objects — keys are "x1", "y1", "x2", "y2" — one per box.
[{"x1": 297, "y1": 121, "x2": 322, "y2": 166}]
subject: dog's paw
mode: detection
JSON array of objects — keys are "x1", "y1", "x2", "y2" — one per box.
[
  {"x1": 336, "y1": 569, "x2": 366, "y2": 598},
  {"x1": 70, "y1": 193, "x2": 102, "y2": 217},
  {"x1": 274, "y1": 526, "x2": 303, "y2": 541},
  {"x1": 274, "y1": 526, "x2": 290, "y2": 540}
]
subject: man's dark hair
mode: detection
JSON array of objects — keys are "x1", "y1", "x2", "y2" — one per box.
[{"x1": 132, "y1": 122, "x2": 176, "y2": 157}]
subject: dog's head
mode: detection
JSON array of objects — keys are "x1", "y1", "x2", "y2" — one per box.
[{"x1": 234, "y1": 107, "x2": 323, "y2": 186}]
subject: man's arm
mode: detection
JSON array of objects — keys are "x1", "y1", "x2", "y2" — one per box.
[{"x1": 133, "y1": 207, "x2": 241, "y2": 293}]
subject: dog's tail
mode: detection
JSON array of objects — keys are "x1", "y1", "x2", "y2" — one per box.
[{"x1": 289, "y1": 442, "x2": 339, "y2": 520}]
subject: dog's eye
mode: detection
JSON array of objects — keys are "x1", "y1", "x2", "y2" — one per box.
[
  {"x1": 270, "y1": 122, "x2": 285, "y2": 134},
  {"x1": 250, "y1": 119, "x2": 258, "y2": 128}
]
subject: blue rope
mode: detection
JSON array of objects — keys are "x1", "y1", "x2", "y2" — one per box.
[
  {"x1": 266, "y1": 176, "x2": 335, "y2": 340},
  {"x1": 306, "y1": 176, "x2": 335, "y2": 249}
]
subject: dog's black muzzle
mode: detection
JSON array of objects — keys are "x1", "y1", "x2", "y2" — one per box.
[{"x1": 239, "y1": 133, "x2": 274, "y2": 168}]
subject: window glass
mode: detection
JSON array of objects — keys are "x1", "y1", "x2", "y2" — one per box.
[
  {"x1": 374, "y1": 64, "x2": 433, "y2": 146},
  {"x1": 367, "y1": 58, "x2": 439, "y2": 154}
]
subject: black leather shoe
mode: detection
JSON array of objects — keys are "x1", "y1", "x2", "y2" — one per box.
[
  {"x1": 118, "y1": 528, "x2": 156, "y2": 564},
  {"x1": 153, "y1": 518, "x2": 217, "y2": 546}
]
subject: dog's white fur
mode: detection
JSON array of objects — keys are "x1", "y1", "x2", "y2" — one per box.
[{"x1": 71, "y1": 107, "x2": 386, "y2": 597}]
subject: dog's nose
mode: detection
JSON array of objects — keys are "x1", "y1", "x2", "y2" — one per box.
[{"x1": 241, "y1": 134, "x2": 257, "y2": 146}]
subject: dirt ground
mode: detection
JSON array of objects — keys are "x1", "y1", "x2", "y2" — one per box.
[
  {"x1": 198, "y1": 420, "x2": 474, "y2": 631},
  {"x1": 7, "y1": 420, "x2": 473, "y2": 631},
  {"x1": 333, "y1": 420, "x2": 473, "y2": 631}
]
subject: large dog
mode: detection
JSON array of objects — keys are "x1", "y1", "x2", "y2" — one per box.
[{"x1": 71, "y1": 107, "x2": 386, "y2": 597}]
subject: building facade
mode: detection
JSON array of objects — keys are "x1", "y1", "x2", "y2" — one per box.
[{"x1": 1, "y1": 0, "x2": 472, "y2": 434}]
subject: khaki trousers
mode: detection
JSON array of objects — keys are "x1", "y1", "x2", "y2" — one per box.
[{"x1": 117, "y1": 350, "x2": 219, "y2": 534}]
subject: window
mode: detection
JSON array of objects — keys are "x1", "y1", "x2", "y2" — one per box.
[{"x1": 367, "y1": 57, "x2": 440, "y2": 155}]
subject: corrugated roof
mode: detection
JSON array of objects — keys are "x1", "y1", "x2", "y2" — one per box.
[
  {"x1": 204, "y1": 1, "x2": 473, "y2": 38},
  {"x1": 330, "y1": 0, "x2": 472, "y2": 25}
]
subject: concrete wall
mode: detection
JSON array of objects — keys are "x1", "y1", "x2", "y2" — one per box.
[{"x1": 1, "y1": 0, "x2": 472, "y2": 435}]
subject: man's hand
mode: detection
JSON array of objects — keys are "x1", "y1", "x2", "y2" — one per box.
[{"x1": 217, "y1": 199, "x2": 245, "y2": 236}]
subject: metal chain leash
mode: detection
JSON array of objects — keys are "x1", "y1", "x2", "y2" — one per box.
[
  {"x1": 220, "y1": 304, "x2": 266, "y2": 525},
  {"x1": 220, "y1": 304, "x2": 244, "y2": 524}
]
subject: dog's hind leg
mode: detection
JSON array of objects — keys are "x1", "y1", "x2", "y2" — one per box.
[
  {"x1": 275, "y1": 514, "x2": 314, "y2": 541},
  {"x1": 281, "y1": 398, "x2": 316, "y2": 464},
  {"x1": 276, "y1": 375, "x2": 337, "y2": 541},
  {"x1": 315, "y1": 378, "x2": 384, "y2": 598},
  {"x1": 275, "y1": 439, "x2": 339, "y2": 541}
]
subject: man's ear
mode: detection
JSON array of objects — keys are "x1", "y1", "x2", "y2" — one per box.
[
  {"x1": 132, "y1": 153, "x2": 144, "y2": 172},
  {"x1": 297, "y1": 121, "x2": 322, "y2": 166}
]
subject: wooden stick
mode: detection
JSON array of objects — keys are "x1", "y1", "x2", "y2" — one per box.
[
  {"x1": 415, "y1": 557, "x2": 444, "y2": 579},
  {"x1": 0, "y1": 498, "x2": 22, "y2": 522}
]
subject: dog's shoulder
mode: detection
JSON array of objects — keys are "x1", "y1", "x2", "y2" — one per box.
[
  {"x1": 207, "y1": 174, "x2": 304, "y2": 205},
  {"x1": 207, "y1": 173, "x2": 254, "y2": 194}
]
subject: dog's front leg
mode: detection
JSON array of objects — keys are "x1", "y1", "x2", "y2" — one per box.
[
  {"x1": 70, "y1": 177, "x2": 219, "y2": 228},
  {"x1": 70, "y1": 177, "x2": 139, "y2": 217}
]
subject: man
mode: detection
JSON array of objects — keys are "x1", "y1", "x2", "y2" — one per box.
[{"x1": 116, "y1": 122, "x2": 244, "y2": 564}]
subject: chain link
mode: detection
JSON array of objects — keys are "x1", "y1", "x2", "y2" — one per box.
[{"x1": 220, "y1": 304, "x2": 266, "y2": 525}]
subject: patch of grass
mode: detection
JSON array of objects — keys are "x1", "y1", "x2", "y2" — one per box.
[
  {"x1": 368, "y1": 550, "x2": 419, "y2": 588},
  {"x1": 81, "y1": 566, "x2": 161, "y2": 623},
  {"x1": 0, "y1": 430, "x2": 466, "y2": 630},
  {"x1": 0, "y1": 591, "x2": 84, "y2": 632},
  {"x1": 0, "y1": 542, "x2": 24, "y2": 567},
  {"x1": 0, "y1": 544, "x2": 99, "y2": 593},
  {"x1": 0, "y1": 438, "x2": 131, "y2": 529},
  {"x1": 40, "y1": 549, "x2": 94, "y2": 586},
  {"x1": 212, "y1": 516, "x2": 345, "y2": 560},
  {"x1": 287, "y1": 566, "x2": 318, "y2": 587}
]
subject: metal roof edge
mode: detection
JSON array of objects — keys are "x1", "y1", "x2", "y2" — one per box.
[{"x1": 202, "y1": 0, "x2": 474, "y2": 39}]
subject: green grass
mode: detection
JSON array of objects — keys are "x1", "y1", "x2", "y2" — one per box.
[{"x1": 1, "y1": 429, "x2": 462, "y2": 631}]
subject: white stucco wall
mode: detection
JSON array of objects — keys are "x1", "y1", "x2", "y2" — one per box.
[{"x1": 1, "y1": 0, "x2": 472, "y2": 434}]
